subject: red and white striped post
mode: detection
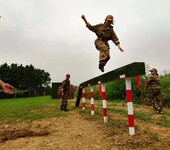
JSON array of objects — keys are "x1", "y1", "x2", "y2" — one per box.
[
  {"x1": 125, "y1": 78, "x2": 135, "y2": 135},
  {"x1": 101, "y1": 83, "x2": 108, "y2": 123},
  {"x1": 90, "y1": 86, "x2": 95, "y2": 115},
  {"x1": 82, "y1": 88, "x2": 86, "y2": 110}
]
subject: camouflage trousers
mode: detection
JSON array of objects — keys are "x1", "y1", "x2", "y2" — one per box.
[
  {"x1": 150, "y1": 89, "x2": 162, "y2": 111},
  {"x1": 61, "y1": 93, "x2": 69, "y2": 110},
  {"x1": 94, "y1": 39, "x2": 110, "y2": 64}
]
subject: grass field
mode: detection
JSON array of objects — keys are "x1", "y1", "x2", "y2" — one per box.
[
  {"x1": 0, "y1": 96, "x2": 68, "y2": 123},
  {"x1": 0, "y1": 96, "x2": 170, "y2": 128},
  {"x1": 0, "y1": 96, "x2": 170, "y2": 149}
]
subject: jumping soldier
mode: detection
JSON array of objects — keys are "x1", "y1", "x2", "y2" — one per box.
[
  {"x1": 81, "y1": 14, "x2": 124, "y2": 72},
  {"x1": 60, "y1": 74, "x2": 71, "y2": 111},
  {"x1": 144, "y1": 68, "x2": 163, "y2": 114}
]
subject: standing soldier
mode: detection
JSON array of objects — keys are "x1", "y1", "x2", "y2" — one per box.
[
  {"x1": 60, "y1": 74, "x2": 71, "y2": 111},
  {"x1": 144, "y1": 68, "x2": 163, "y2": 114},
  {"x1": 81, "y1": 14, "x2": 124, "y2": 72}
]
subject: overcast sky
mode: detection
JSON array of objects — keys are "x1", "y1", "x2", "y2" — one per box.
[{"x1": 0, "y1": 0, "x2": 170, "y2": 86}]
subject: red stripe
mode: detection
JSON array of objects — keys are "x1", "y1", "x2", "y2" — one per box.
[
  {"x1": 103, "y1": 108, "x2": 107, "y2": 116},
  {"x1": 82, "y1": 102, "x2": 85, "y2": 107},
  {"x1": 102, "y1": 92, "x2": 106, "y2": 100},
  {"x1": 136, "y1": 76, "x2": 142, "y2": 90},
  {"x1": 82, "y1": 93, "x2": 86, "y2": 98},
  {"x1": 90, "y1": 92, "x2": 94, "y2": 98},
  {"x1": 128, "y1": 115, "x2": 134, "y2": 127},
  {"x1": 99, "y1": 84, "x2": 102, "y2": 97},
  {"x1": 126, "y1": 90, "x2": 132, "y2": 102},
  {"x1": 91, "y1": 104, "x2": 94, "y2": 110}
]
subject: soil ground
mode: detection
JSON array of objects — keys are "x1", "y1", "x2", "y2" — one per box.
[{"x1": 0, "y1": 99, "x2": 170, "y2": 150}]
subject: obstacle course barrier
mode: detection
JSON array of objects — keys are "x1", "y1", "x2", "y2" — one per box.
[
  {"x1": 90, "y1": 86, "x2": 95, "y2": 115},
  {"x1": 76, "y1": 62, "x2": 145, "y2": 135}
]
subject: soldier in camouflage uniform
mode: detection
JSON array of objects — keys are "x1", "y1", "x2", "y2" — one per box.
[
  {"x1": 60, "y1": 74, "x2": 70, "y2": 111},
  {"x1": 144, "y1": 68, "x2": 163, "y2": 114},
  {"x1": 81, "y1": 14, "x2": 124, "y2": 72}
]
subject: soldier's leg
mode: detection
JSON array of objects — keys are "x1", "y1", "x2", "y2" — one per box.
[
  {"x1": 156, "y1": 91, "x2": 163, "y2": 113},
  {"x1": 64, "y1": 99, "x2": 69, "y2": 111},
  {"x1": 99, "y1": 43, "x2": 110, "y2": 65},
  {"x1": 99, "y1": 47, "x2": 110, "y2": 72},
  {"x1": 150, "y1": 91, "x2": 158, "y2": 111},
  {"x1": 95, "y1": 40, "x2": 110, "y2": 72},
  {"x1": 60, "y1": 98, "x2": 64, "y2": 110},
  {"x1": 62, "y1": 93, "x2": 69, "y2": 111}
]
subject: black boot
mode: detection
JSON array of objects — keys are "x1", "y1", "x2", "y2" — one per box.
[
  {"x1": 99, "y1": 60, "x2": 105, "y2": 72},
  {"x1": 64, "y1": 108, "x2": 70, "y2": 111},
  {"x1": 60, "y1": 105, "x2": 64, "y2": 110},
  {"x1": 105, "y1": 56, "x2": 110, "y2": 64}
]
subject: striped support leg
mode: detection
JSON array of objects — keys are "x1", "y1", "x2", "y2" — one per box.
[
  {"x1": 82, "y1": 88, "x2": 86, "y2": 110},
  {"x1": 125, "y1": 78, "x2": 135, "y2": 135},
  {"x1": 101, "y1": 83, "x2": 108, "y2": 123},
  {"x1": 90, "y1": 86, "x2": 95, "y2": 115}
]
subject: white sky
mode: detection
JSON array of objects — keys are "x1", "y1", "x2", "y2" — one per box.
[{"x1": 0, "y1": 0, "x2": 170, "y2": 85}]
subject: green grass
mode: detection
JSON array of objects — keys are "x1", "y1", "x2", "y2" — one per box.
[
  {"x1": 0, "y1": 96, "x2": 67, "y2": 123},
  {"x1": 1, "y1": 97, "x2": 170, "y2": 129}
]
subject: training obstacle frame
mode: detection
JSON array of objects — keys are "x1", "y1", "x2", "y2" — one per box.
[{"x1": 76, "y1": 62, "x2": 145, "y2": 135}]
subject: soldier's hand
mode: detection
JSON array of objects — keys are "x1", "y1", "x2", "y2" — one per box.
[
  {"x1": 117, "y1": 44, "x2": 124, "y2": 52},
  {"x1": 81, "y1": 15, "x2": 85, "y2": 20},
  {"x1": 1, "y1": 83, "x2": 14, "y2": 94}
]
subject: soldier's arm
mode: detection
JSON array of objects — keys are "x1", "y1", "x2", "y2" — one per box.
[
  {"x1": 144, "y1": 80, "x2": 149, "y2": 90},
  {"x1": 147, "y1": 76, "x2": 154, "y2": 85},
  {"x1": 81, "y1": 15, "x2": 97, "y2": 33},
  {"x1": 111, "y1": 31, "x2": 124, "y2": 52},
  {"x1": 61, "y1": 80, "x2": 66, "y2": 96},
  {"x1": 145, "y1": 76, "x2": 154, "y2": 90}
]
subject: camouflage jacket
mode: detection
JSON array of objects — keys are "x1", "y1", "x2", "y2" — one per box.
[
  {"x1": 147, "y1": 75, "x2": 161, "y2": 90},
  {"x1": 86, "y1": 23, "x2": 120, "y2": 45},
  {"x1": 61, "y1": 79, "x2": 70, "y2": 94}
]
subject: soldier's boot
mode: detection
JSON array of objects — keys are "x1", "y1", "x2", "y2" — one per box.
[
  {"x1": 64, "y1": 109, "x2": 70, "y2": 111},
  {"x1": 64, "y1": 104, "x2": 69, "y2": 111},
  {"x1": 99, "y1": 60, "x2": 105, "y2": 72},
  {"x1": 60, "y1": 105, "x2": 64, "y2": 110},
  {"x1": 158, "y1": 107, "x2": 163, "y2": 114}
]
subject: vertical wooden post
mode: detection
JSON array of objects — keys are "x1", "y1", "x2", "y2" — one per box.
[
  {"x1": 90, "y1": 86, "x2": 95, "y2": 115},
  {"x1": 75, "y1": 86, "x2": 82, "y2": 106},
  {"x1": 82, "y1": 88, "x2": 86, "y2": 110},
  {"x1": 101, "y1": 83, "x2": 108, "y2": 123},
  {"x1": 125, "y1": 78, "x2": 135, "y2": 135}
]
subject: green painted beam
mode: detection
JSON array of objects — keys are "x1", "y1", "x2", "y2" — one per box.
[{"x1": 80, "y1": 62, "x2": 145, "y2": 88}]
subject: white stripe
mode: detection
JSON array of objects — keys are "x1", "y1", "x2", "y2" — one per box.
[
  {"x1": 104, "y1": 116, "x2": 108, "y2": 123},
  {"x1": 82, "y1": 107, "x2": 85, "y2": 110},
  {"x1": 101, "y1": 83, "x2": 105, "y2": 92},
  {"x1": 125, "y1": 78, "x2": 132, "y2": 90},
  {"x1": 91, "y1": 98, "x2": 94, "y2": 104},
  {"x1": 102, "y1": 100, "x2": 107, "y2": 108},
  {"x1": 127, "y1": 102, "x2": 134, "y2": 115},
  {"x1": 82, "y1": 97, "x2": 85, "y2": 103},
  {"x1": 90, "y1": 86, "x2": 93, "y2": 92},
  {"x1": 91, "y1": 111, "x2": 94, "y2": 115},
  {"x1": 120, "y1": 74, "x2": 125, "y2": 78},
  {"x1": 129, "y1": 127, "x2": 135, "y2": 135}
]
